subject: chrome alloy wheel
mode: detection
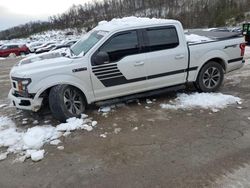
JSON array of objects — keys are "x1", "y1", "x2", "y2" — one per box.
[
  {"x1": 63, "y1": 88, "x2": 84, "y2": 115},
  {"x1": 202, "y1": 67, "x2": 221, "y2": 89}
]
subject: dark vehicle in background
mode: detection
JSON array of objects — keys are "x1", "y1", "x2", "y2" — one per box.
[
  {"x1": 231, "y1": 27, "x2": 242, "y2": 33},
  {"x1": 33, "y1": 42, "x2": 56, "y2": 53},
  {"x1": 206, "y1": 28, "x2": 230, "y2": 32},
  {"x1": 50, "y1": 40, "x2": 77, "y2": 51},
  {"x1": 0, "y1": 44, "x2": 30, "y2": 57},
  {"x1": 243, "y1": 23, "x2": 250, "y2": 45},
  {"x1": 35, "y1": 43, "x2": 57, "y2": 54}
]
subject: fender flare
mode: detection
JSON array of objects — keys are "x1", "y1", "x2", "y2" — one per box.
[{"x1": 31, "y1": 75, "x2": 94, "y2": 104}]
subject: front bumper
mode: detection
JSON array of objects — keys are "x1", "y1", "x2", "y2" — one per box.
[{"x1": 8, "y1": 89, "x2": 43, "y2": 112}]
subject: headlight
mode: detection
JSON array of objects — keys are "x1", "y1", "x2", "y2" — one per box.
[
  {"x1": 17, "y1": 79, "x2": 31, "y2": 92},
  {"x1": 11, "y1": 77, "x2": 31, "y2": 92}
]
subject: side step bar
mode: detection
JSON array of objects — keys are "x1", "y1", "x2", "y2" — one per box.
[{"x1": 95, "y1": 84, "x2": 186, "y2": 106}]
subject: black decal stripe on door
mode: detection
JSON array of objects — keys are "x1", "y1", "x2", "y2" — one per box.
[
  {"x1": 97, "y1": 73, "x2": 124, "y2": 79},
  {"x1": 93, "y1": 67, "x2": 118, "y2": 73},
  {"x1": 95, "y1": 70, "x2": 121, "y2": 76},
  {"x1": 228, "y1": 57, "x2": 243, "y2": 64},
  {"x1": 92, "y1": 64, "x2": 117, "y2": 70},
  {"x1": 93, "y1": 65, "x2": 198, "y2": 87}
]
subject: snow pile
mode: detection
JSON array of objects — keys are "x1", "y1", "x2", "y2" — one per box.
[
  {"x1": 0, "y1": 104, "x2": 7, "y2": 108},
  {"x1": 160, "y1": 93, "x2": 241, "y2": 111},
  {"x1": 185, "y1": 34, "x2": 213, "y2": 43},
  {"x1": 0, "y1": 115, "x2": 97, "y2": 162}
]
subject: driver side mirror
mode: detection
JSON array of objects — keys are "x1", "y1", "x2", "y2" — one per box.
[{"x1": 94, "y1": 51, "x2": 109, "y2": 65}]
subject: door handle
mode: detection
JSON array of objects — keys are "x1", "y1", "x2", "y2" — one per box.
[
  {"x1": 175, "y1": 55, "x2": 184, "y2": 60},
  {"x1": 134, "y1": 61, "x2": 145, "y2": 66}
]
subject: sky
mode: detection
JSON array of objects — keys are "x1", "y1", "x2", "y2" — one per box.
[{"x1": 0, "y1": 0, "x2": 92, "y2": 31}]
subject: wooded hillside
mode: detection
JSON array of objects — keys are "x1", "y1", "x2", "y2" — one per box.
[{"x1": 0, "y1": 0, "x2": 249, "y2": 40}]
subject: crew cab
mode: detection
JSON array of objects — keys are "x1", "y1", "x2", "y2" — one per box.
[
  {"x1": 8, "y1": 17, "x2": 246, "y2": 122},
  {"x1": 0, "y1": 44, "x2": 30, "y2": 57}
]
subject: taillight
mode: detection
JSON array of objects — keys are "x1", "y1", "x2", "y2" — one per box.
[{"x1": 240, "y1": 43, "x2": 246, "y2": 56}]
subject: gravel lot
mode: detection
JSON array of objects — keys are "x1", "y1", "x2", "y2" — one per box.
[{"x1": 0, "y1": 55, "x2": 250, "y2": 188}]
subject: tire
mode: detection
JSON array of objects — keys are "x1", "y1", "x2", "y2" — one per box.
[
  {"x1": 195, "y1": 61, "x2": 224, "y2": 92},
  {"x1": 49, "y1": 85, "x2": 86, "y2": 122}
]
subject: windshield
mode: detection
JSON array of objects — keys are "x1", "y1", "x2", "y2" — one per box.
[{"x1": 70, "y1": 30, "x2": 107, "y2": 56}]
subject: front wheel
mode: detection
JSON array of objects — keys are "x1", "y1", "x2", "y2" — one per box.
[
  {"x1": 195, "y1": 61, "x2": 224, "y2": 92},
  {"x1": 49, "y1": 85, "x2": 86, "y2": 122}
]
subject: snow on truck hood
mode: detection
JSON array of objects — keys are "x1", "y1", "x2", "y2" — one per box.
[
  {"x1": 10, "y1": 52, "x2": 72, "y2": 78},
  {"x1": 18, "y1": 51, "x2": 65, "y2": 66}
]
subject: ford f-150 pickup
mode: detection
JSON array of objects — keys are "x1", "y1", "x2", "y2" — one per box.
[{"x1": 8, "y1": 17, "x2": 246, "y2": 122}]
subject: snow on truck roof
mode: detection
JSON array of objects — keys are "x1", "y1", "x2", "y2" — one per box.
[{"x1": 94, "y1": 16, "x2": 180, "y2": 32}]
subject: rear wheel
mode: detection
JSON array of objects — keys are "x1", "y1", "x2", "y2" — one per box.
[
  {"x1": 49, "y1": 85, "x2": 86, "y2": 122},
  {"x1": 195, "y1": 61, "x2": 224, "y2": 92}
]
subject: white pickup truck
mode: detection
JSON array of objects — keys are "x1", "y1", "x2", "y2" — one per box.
[{"x1": 9, "y1": 17, "x2": 246, "y2": 122}]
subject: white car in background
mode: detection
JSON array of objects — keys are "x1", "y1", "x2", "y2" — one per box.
[
  {"x1": 26, "y1": 42, "x2": 44, "y2": 53},
  {"x1": 8, "y1": 17, "x2": 246, "y2": 122}
]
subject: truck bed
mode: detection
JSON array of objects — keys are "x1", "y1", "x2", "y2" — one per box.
[{"x1": 185, "y1": 31, "x2": 243, "y2": 45}]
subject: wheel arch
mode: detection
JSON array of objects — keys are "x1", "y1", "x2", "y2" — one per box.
[{"x1": 38, "y1": 84, "x2": 88, "y2": 105}]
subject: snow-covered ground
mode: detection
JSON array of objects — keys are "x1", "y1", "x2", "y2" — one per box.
[
  {"x1": 245, "y1": 46, "x2": 250, "y2": 59},
  {"x1": 0, "y1": 115, "x2": 97, "y2": 162},
  {"x1": 160, "y1": 92, "x2": 241, "y2": 112}
]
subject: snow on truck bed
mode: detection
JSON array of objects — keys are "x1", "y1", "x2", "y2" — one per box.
[{"x1": 185, "y1": 34, "x2": 213, "y2": 43}]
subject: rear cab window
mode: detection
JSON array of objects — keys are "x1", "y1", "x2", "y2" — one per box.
[{"x1": 145, "y1": 26, "x2": 179, "y2": 52}]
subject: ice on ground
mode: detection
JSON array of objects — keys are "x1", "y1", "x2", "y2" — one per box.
[
  {"x1": 50, "y1": 139, "x2": 61, "y2": 146},
  {"x1": 146, "y1": 99, "x2": 153, "y2": 104},
  {"x1": 63, "y1": 132, "x2": 71, "y2": 137},
  {"x1": 57, "y1": 146, "x2": 64, "y2": 150},
  {"x1": 132, "y1": 127, "x2": 139, "y2": 131},
  {"x1": 114, "y1": 128, "x2": 121, "y2": 134},
  {"x1": 0, "y1": 114, "x2": 97, "y2": 162},
  {"x1": 82, "y1": 124, "x2": 93, "y2": 132},
  {"x1": 44, "y1": 120, "x2": 50, "y2": 124},
  {"x1": 0, "y1": 152, "x2": 8, "y2": 161},
  {"x1": 33, "y1": 120, "x2": 39, "y2": 125},
  {"x1": 100, "y1": 133, "x2": 107, "y2": 138},
  {"x1": 0, "y1": 104, "x2": 7, "y2": 108},
  {"x1": 160, "y1": 92, "x2": 241, "y2": 111},
  {"x1": 23, "y1": 126, "x2": 60, "y2": 150},
  {"x1": 81, "y1": 114, "x2": 88, "y2": 119},
  {"x1": 30, "y1": 150, "x2": 45, "y2": 162},
  {"x1": 22, "y1": 120, "x2": 28, "y2": 125},
  {"x1": 0, "y1": 116, "x2": 16, "y2": 130},
  {"x1": 91, "y1": 121, "x2": 98, "y2": 127},
  {"x1": 99, "y1": 106, "x2": 111, "y2": 113},
  {"x1": 0, "y1": 57, "x2": 5, "y2": 60},
  {"x1": 185, "y1": 34, "x2": 213, "y2": 43},
  {"x1": 56, "y1": 117, "x2": 93, "y2": 132}
]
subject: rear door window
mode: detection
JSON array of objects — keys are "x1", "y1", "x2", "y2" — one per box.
[{"x1": 145, "y1": 27, "x2": 179, "y2": 52}]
